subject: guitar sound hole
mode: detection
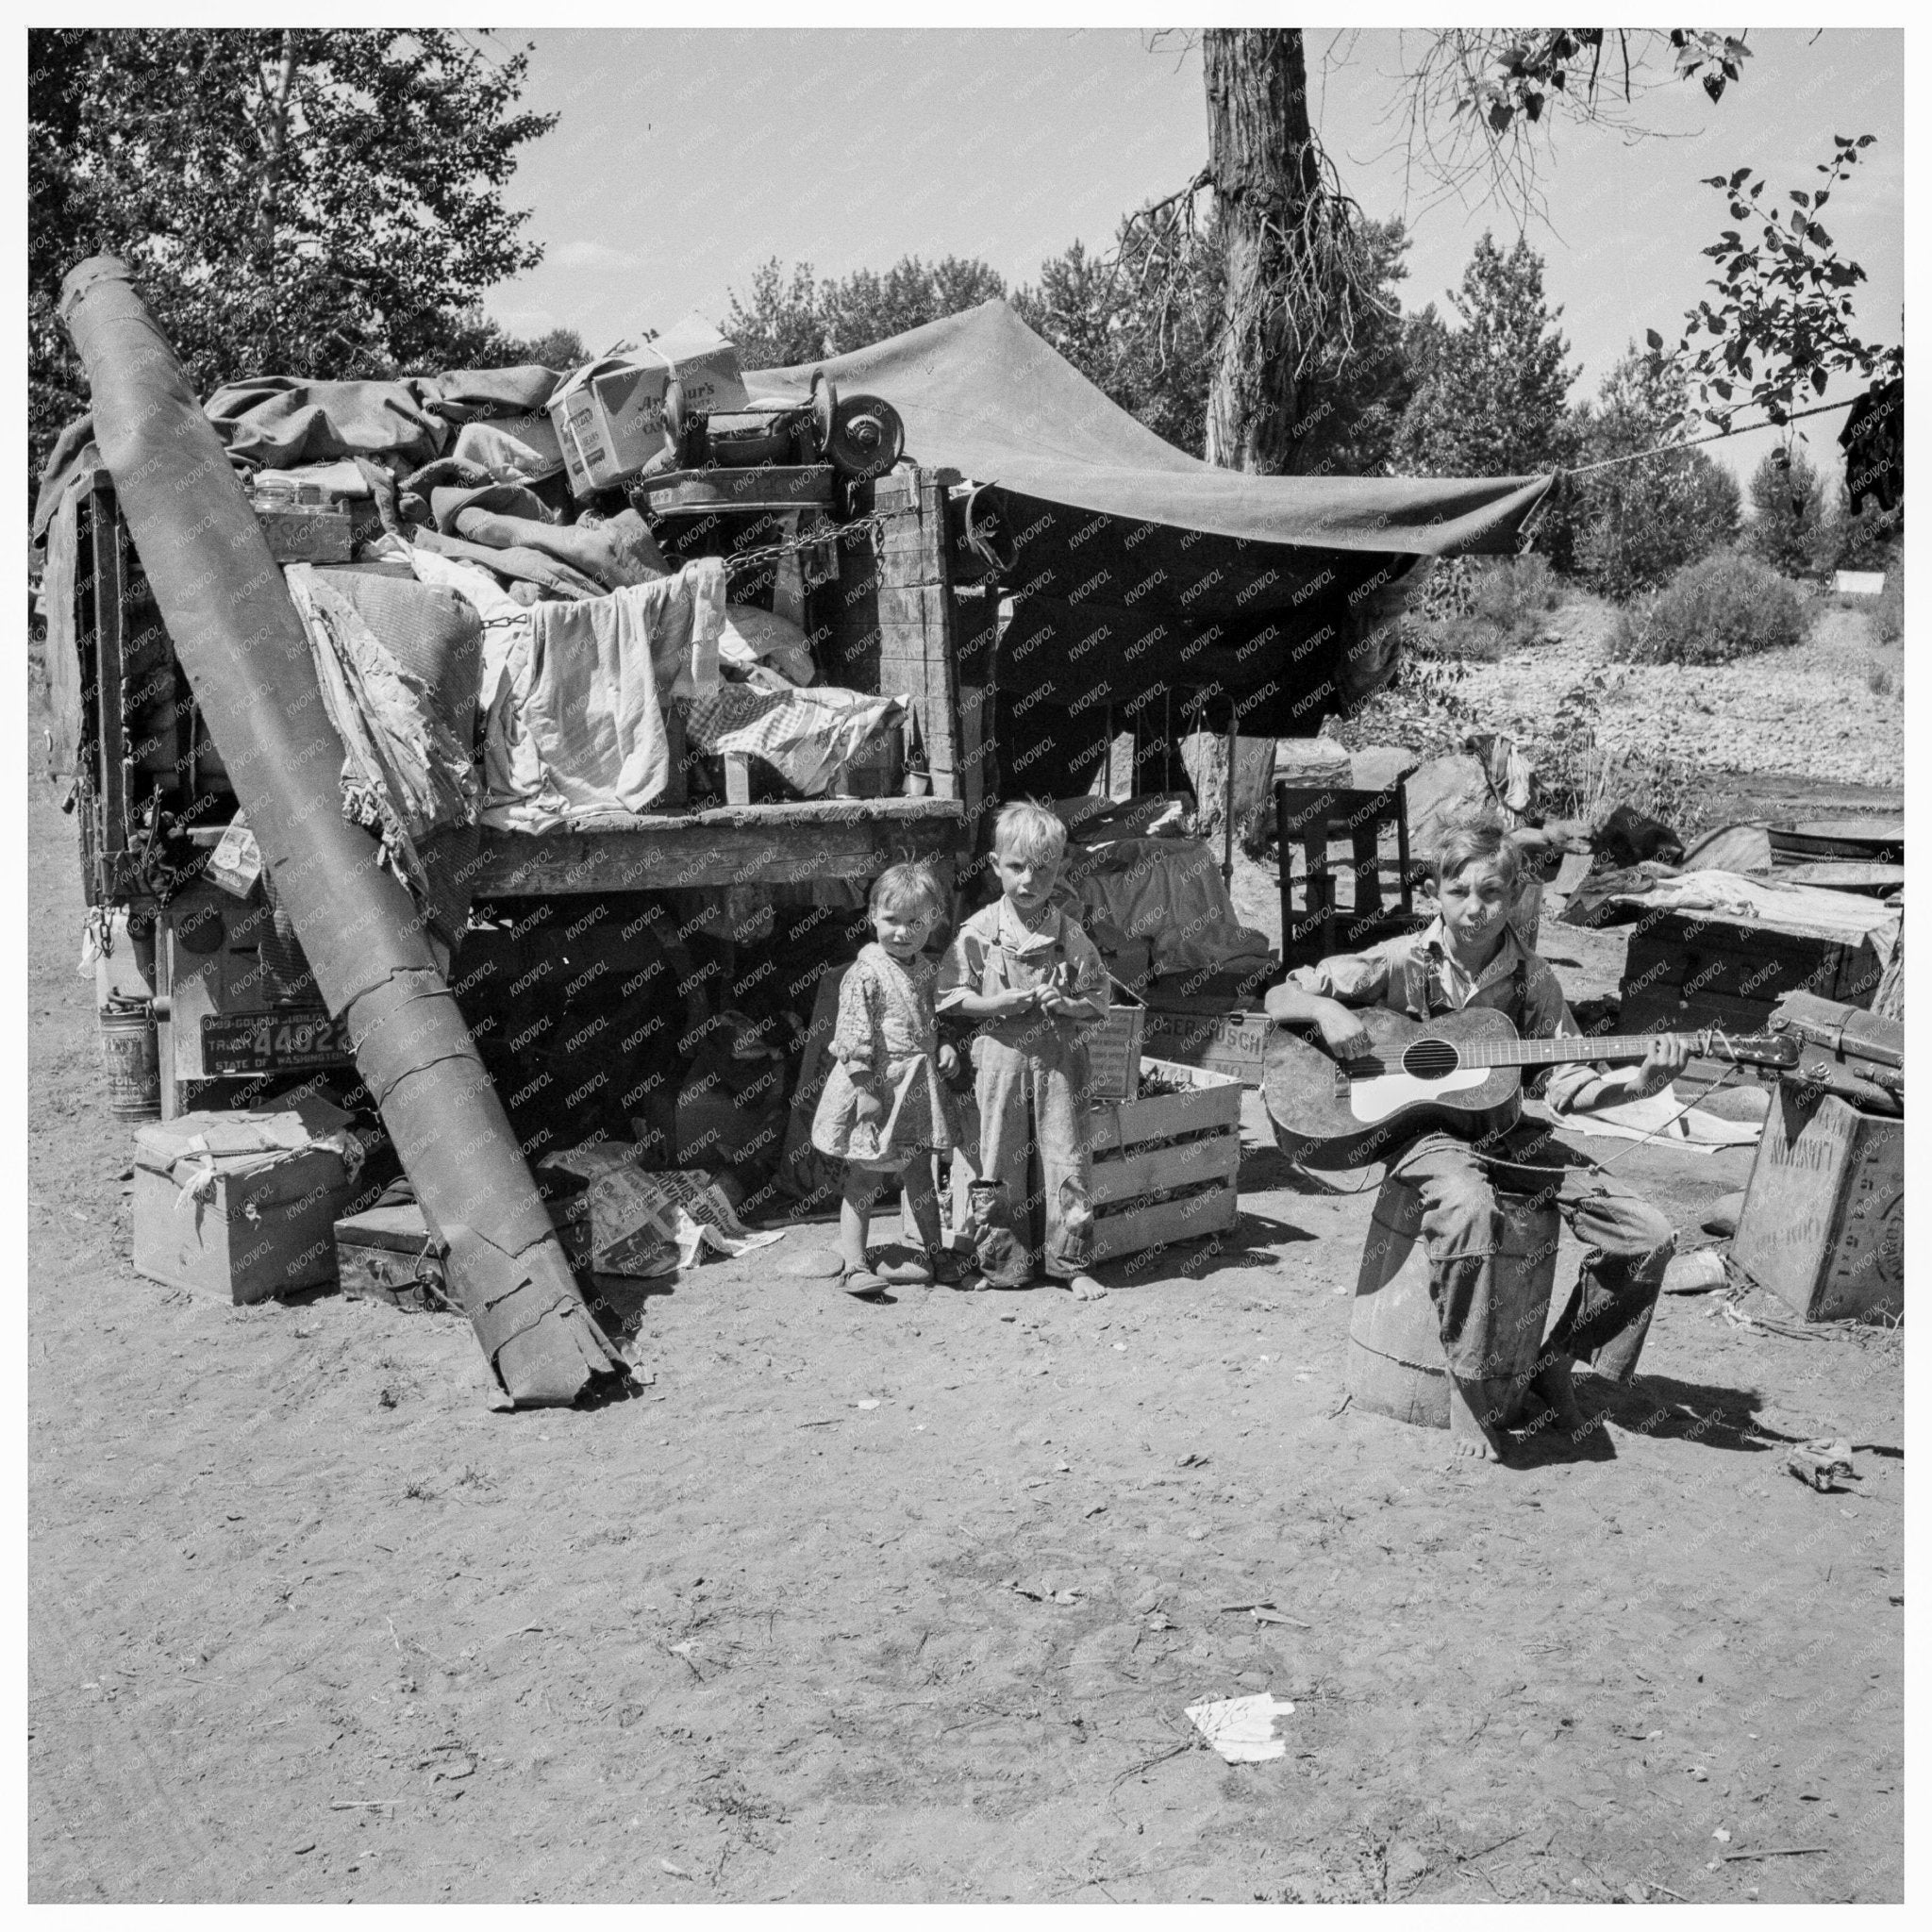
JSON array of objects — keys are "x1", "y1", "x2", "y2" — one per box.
[{"x1": 1402, "y1": 1039, "x2": 1460, "y2": 1081}]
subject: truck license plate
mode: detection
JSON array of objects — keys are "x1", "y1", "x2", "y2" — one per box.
[{"x1": 200, "y1": 1012, "x2": 352, "y2": 1072}]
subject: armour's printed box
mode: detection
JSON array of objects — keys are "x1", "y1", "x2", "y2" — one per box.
[{"x1": 548, "y1": 320, "x2": 748, "y2": 497}]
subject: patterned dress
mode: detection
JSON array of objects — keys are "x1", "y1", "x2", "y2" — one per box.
[{"x1": 810, "y1": 943, "x2": 958, "y2": 1169}]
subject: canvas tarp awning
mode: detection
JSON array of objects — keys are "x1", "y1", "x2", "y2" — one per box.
[{"x1": 747, "y1": 298, "x2": 1551, "y2": 558}]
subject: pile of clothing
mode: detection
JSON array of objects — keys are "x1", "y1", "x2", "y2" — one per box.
[
  {"x1": 37, "y1": 359, "x2": 908, "y2": 848},
  {"x1": 1051, "y1": 796, "x2": 1274, "y2": 987}
]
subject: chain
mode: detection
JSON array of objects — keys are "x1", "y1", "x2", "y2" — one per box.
[{"x1": 725, "y1": 505, "x2": 918, "y2": 578}]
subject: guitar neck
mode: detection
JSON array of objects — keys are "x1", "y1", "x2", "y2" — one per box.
[{"x1": 1466, "y1": 1031, "x2": 1758, "y2": 1070}]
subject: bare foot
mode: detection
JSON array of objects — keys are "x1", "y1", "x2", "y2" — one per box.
[
  {"x1": 1063, "y1": 1273, "x2": 1108, "y2": 1302},
  {"x1": 1527, "y1": 1357, "x2": 1593, "y2": 1438},
  {"x1": 1447, "y1": 1376, "x2": 1511, "y2": 1462}
]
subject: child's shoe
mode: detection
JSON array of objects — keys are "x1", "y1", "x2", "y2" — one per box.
[{"x1": 869, "y1": 1244, "x2": 934, "y2": 1286}]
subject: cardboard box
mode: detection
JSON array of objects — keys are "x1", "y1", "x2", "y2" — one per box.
[
  {"x1": 133, "y1": 1109, "x2": 358, "y2": 1303},
  {"x1": 1141, "y1": 1008, "x2": 1269, "y2": 1088},
  {"x1": 1081, "y1": 1005, "x2": 1145, "y2": 1104},
  {"x1": 548, "y1": 318, "x2": 748, "y2": 498}
]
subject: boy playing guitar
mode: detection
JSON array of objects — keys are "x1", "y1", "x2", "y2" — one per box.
[{"x1": 1264, "y1": 818, "x2": 1689, "y2": 1462}]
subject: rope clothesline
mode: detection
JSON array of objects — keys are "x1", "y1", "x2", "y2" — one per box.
[{"x1": 1561, "y1": 394, "x2": 1854, "y2": 480}]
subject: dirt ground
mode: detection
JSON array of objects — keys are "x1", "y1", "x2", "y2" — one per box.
[{"x1": 27, "y1": 730, "x2": 1905, "y2": 1904}]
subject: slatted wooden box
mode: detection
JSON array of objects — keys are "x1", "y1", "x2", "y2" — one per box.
[{"x1": 1086, "y1": 1058, "x2": 1241, "y2": 1263}]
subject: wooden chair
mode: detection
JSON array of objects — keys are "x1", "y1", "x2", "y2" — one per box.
[{"x1": 1274, "y1": 774, "x2": 1427, "y2": 973}]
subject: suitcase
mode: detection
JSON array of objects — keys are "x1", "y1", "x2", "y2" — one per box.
[
  {"x1": 332, "y1": 1202, "x2": 452, "y2": 1313},
  {"x1": 133, "y1": 1111, "x2": 356, "y2": 1303}
]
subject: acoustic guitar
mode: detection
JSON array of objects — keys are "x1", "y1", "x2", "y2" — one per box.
[{"x1": 1262, "y1": 1006, "x2": 1799, "y2": 1171}]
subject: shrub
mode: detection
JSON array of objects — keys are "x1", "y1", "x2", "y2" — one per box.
[
  {"x1": 1574, "y1": 451, "x2": 1740, "y2": 602},
  {"x1": 1611, "y1": 549, "x2": 1812, "y2": 666},
  {"x1": 1569, "y1": 342, "x2": 1741, "y2": 602},
  {"x1": 1829, "y1": 491, "x2": 1902, "y2": 574},
  {"x1": 1874, "y1": 562, "x2": 1902, "y2": 645},
  {"x1": 1418, "y1": 555, "x2": 1565, "y2": 660},
  {"x1": 1745, "y1": 443, "x2": 1833, "y2": 579}
]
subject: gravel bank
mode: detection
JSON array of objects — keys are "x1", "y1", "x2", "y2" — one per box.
[{"x1": 1453, "y1": 599, "x2": 1904, "y2": 789}]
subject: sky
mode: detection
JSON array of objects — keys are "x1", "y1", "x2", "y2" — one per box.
[{"x1": 480, "y1": 26, "x2": 1904, "y2": 492}]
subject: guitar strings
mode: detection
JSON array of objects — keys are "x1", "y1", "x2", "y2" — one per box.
[{"x1": 1574, "y1": 1059, "x2": 1748, "y2": 1180}]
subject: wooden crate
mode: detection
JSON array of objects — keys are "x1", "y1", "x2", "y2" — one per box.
[
  {"x1": 1087, "y1": 1057, "x2": 1241, "y2": 1263},
  {"x1": 1731, "y1": 1087, "x2": 1904, "y2": 1321},
  {"x1": 1619, "y1": 909, "x2": 1880, "y2": 1035}
]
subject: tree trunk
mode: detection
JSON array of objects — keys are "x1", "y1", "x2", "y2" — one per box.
[
  {"x1": 1203, "y1": 27, "x2": 1318, "y2": 475},
  {"x1": 1200, "y1": 30, "x2": 1316, "y2": 842},
  {"x1": 253, "y1": 29, "x2": 297, "y2": 271}
]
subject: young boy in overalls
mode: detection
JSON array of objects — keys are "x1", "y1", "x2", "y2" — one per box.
[
  {"x1": 1265, "y1": 818, "x2": 1687, "y2": 1460},
  {"x1": 939, "y1": 802, "x2": 1110, "y2": 1302}
]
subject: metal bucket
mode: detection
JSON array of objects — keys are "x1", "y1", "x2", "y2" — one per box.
[{"x1": 98, "y1": 1000, "x2": 161, "y2": 1122}]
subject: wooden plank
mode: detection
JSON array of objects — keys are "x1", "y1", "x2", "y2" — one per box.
[
  {"x1": 1091, "y1": 1132, "x2": 1240, "y2": 1208},
  {"x1": 873, "y1": 471, "x2": 946, "y2": 574},
  {"x1": 1088, "y1": 1060, "x2": 1242, "y2": 1155},
  {"x1": 876, "y1": 584, "x2": 951, "y2": 629},
  {"x1": 957, "y1": 684, "x2": 991, "y2": 824},
  {"x1": 470, "y1": 799, "x2": 965, "y2": 895},
  {"x1": 871, "y1": 474, "x2": 962, "y2": 801},
  {"x1": 1091, "y1": 1183, "x2": 1239, "y2": 1263}
]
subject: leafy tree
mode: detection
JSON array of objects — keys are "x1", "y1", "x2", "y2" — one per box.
[
  {"x1": 824, "y1": 257, "x2": 1007, "y2": 355},
  {"x1": 1014, "y1": 232, "x2": 1221, "y2": 457},
  {"x1": 724, "y1": 254, "x2": 1008, "y2": 370},
  {"x1": 1392, "y1": 30, "x2": 1753, "y2": 219},
  {"x1": 1673, "y1": 137, "x2": 1901, "y2": 428},
  {"x1": 1016, "y1": 216, "x2": 1417, "y2": 473},
  {"x1": 484, "y1": 324, "x2": 588, "y2": 371},
  {"x1": 1294, "y1": 219, "x2": 1424, "y2": 477},
  {"x1": 724, "y1": 259, "x2": 829, "y2": 370},
  {"x1": 1572, "y1": 341, "x2": 1740, "y2": 600},
  {"x1": 1745, "y1": 441, "x2": 1832, "y2": 578},
  {"x1": 1395, "y1": 232, "x2": 1578, "y2": 478},
  {"x1": 1824, "y1": 482, "x2": 1899, "y2": 575},
  {"x1": 28, "y1": 27, "x2": 555, "y2": 483}
]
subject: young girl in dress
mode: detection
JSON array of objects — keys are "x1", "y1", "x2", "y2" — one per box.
[{"x1": 811, "y1": 861, "x2": 960, "y2": 1294}]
